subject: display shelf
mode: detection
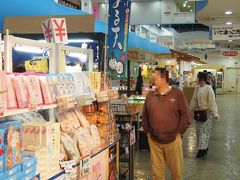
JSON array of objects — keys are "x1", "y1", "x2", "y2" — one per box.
[
  {"x1": 0, "y1": 104, "x2": 58, "y2": 118},
  {"x1": 48, "y1": 138, "x2": 120, "y2": 180}
]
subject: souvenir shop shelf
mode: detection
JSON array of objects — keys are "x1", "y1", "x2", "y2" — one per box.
[
  {"x1": 48, "y1": 138, "x2": 120, "y2": 180},
  {"x1": 0, "y1": 104, "x2": 57, "y2": 118}
]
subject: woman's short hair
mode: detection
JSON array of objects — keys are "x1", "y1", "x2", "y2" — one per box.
[
  {"x1": 197, "y1": 72, "x2": 208, "y2": 83},
  {"x1": 155, "y1": 67, "x2": 169, "y2": 83}
]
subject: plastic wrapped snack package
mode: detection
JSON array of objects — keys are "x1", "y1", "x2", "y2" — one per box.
[
  {"x1": 72, "y1": 128, "x2": 91, "y2": 157},
  {"x1": 69, "y1": 111, "x2": 81, "y2": 129},
  {"x1": 82, "y1": 127, "x2": 96, "y2": 150},
  {"x1": 97, "y1": 112, "x2": 109, "y2": 124},
  {"x1": 98, "y1": 101, "x2": 109, "y2": 113},
  {"x1": 85, "y1": 113, "x2": 98, "y2": 125},
  {"x1": 57, "y1": 114, "x2": 73, "y2": 133},
  {"x1": 6, "y1": 73, "x2": 18, "y2": 109},
  {"x1": 24, "y1": 75, "x2": 39, "y2": 105},
  {"x1": 61, "y1": 132, "x2": 80, "y2": 162},
  {"x1": 74, "y1": 109, "x2": 89, "y2": 127},
  {"x1": 34, "y1": 75, "x2": 44, "y2": 105},
  {"x1": 13, "y1": 74, "x2": 29, "y2": 108},
  {"x1": 90, "y1": 125, "x2": 101, "y2": 147},
  {"x1": 0, "y1": 71, "x2": 7, "y2": 115},
  {"x1": 39, "y1": 75, "x2": 56, "y2": 104}
]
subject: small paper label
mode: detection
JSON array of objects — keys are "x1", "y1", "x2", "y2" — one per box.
[
  {"x1": 60, "y1": 160, "x2": 76, "y2": 174},
  {"x1": 80, "y1": 155, "x2": 91, "y2": 177}
]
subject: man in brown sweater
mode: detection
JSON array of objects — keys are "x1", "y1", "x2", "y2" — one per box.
[{"x1": 142, "y1": 68, "x2": 190, "y2": 180}]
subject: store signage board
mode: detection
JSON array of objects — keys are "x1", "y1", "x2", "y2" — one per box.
[
  {"x1": 42, "y1": 18, "x2": 68, "y2": 44},
  {"x1": 212, "y1": 24, "x2": 240, "y2": 40},
  {"x1": 222, "y1": 51, "x2": 239, "y2": 57},
  {"x1": 107, "y1": 0, "x2": 132, "y2": 79},
  {"x1": 219, "y1": 43, "x2": 240, "y2": 51}
]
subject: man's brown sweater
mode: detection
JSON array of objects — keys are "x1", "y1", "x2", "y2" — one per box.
[{"x1": 142, "y1": 87, "x2": 191, "y2": 144}]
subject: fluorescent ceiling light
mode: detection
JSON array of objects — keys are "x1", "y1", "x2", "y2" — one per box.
[
  {"x1": 183, "y1": 3, "x2": 186, "y2": 7},
  {"x1": 68, "y1": 52, "x2": 88, "y2": 63},
  {"x1": 68, "y1": 39, "x2": 94, "y2": 43},
  {"x1": 228, "y1": 39, "x2": 232, "y2": 42},
  {"x1": 226, "y1": 22, "x2": 232, "y2": 25},
  {"x1": 185, "y1": 1, "x2": 187, "y2": 3},
  {"x1": 157, "y1": 24, "x2": 161, "y2": 27},
  {"x1": 161, "y1": 27, "x2": 168, "y2": 32},
  {"x1": 225, "y1": 11, "x2": 232, "y2": 15},
  {"x1": 38, "y1": 39, "x2": 94, "y2": 43},
  {"x1": 188, "y1": 5, "x2": 190, "y2": 8},
  {"x1": 14, "y1": 45, "x2": 44, "y2": 54},
  {"x1": 190, "y1": 9, "x2": 193, "y2": 12}
]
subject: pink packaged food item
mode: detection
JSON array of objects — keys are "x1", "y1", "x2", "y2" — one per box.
[
  {"x1": 0, "y1": 71, "x2": 7, "y2": 114},
  {"x1": 6, "y1": 74, "x2": 18, "y2": 109},
  {"x1": 24, "y1": 75, "x2": 39, "y2": 106},
  {"x1": 39, "y1": 76, "x2": 55, "y2": 105},
  {"x1": 33, "y1": 75, "x2": 43, "y2": 105},
  {"x1": 13, "y1": 74, "x2": 29, "y2": 108}
]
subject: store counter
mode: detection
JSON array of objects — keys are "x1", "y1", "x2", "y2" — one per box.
[{"x1": 183, "y1": 87, "x2": 196, "y2": 105}]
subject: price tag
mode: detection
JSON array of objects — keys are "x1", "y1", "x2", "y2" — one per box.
[
  {"x1": 80, "y1": 155, "x2": 91, "y2": 177},
  {"x1": 60, "y1": 160, "x2": 76, "y2": 173},
  {"x1": 57, "y1": 95, "x2": 75, "y2": 110},
  {"x1": 130, "y1": 126, "x2": 136, "y2": 146},
  {"x1": 28, "y1": 97, "x2": 38, "y2": 111}
]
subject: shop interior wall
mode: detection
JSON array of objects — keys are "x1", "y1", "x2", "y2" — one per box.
[{"x1": 195, "y1": 53, "x2": 240, "y2": 93}]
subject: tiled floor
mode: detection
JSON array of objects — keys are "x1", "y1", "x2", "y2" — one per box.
[{"x1": 134, "y1": 94, "x2": 240, "y2": 180}]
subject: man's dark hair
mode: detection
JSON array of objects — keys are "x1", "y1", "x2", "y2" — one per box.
[{"x1": 155, "y1": 67, "x2": 169, "y2": 83}]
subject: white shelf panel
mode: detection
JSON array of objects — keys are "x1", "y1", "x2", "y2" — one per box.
[{"x1": 0, "y1": 104, "x2": 57, "y2": 118}]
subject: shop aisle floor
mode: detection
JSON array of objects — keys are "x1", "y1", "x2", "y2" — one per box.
[{"x1": 134, "y1": 94, "x2": 240, "y2": 180}]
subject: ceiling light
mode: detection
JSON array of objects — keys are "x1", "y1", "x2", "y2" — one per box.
[
  {"x1": 161, "y1": 27, "x2": 168, "y2": 32},
  {"x1": 185, "y1": 1, "x2": 187, "y2": 3},
  {"x1": 225, "y1": 11, "x2": 232, "y2": 15},
  {"x1": 190, "y1": 9, "x2": 193, "y2": 12},
  {"x1": 228, "y1": 40, "x2": 232, "y2": 42},
  {"x1": 68, "y1": 52, "x2": 88, "y2": 63},
  {"x1": 188, "y1": 5, "x2": 190, "y2": 8},
  {"x1": 14, "y1": 45, "x2": 44, "y2": 54},
  {"x1": 68, "y1": 39, "x2": 94, "y2": 43},
  {"x1": 157, "y1": 24, "x2": 161, "y2": 27},
  {"x1": 226, "y1": 22, "x2": 232, "y2": 25},
  {"x1": 183, "y1": 3, "x2": 186, "y2": 7},
  {"x1": 101, "y1": 4, "x2": 106, "y2": 8}
]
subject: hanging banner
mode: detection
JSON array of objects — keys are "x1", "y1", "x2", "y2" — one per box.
[
  {"x1": 212, "y1": 24, "x2": 240, "y2": 41},
  {"x1": 107, "y1": 0, "x2": 132, "y2": 79}
]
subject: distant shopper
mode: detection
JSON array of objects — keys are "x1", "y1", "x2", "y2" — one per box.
[
  {"x1": 135, "y1": 67, "x2": 143, "y2": 95},
  {"x1": 190, "y1": 72, "x2": 218, "y2": 158},
  {"x1": 142, "y1": 67, "x2": 190, "y2": 180}
]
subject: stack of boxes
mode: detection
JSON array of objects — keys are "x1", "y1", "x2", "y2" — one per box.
[
  {"x1": 21, "y1": 155, "x2": 37, "y2": 180},
  {"x1": 0, "y1": 120, "x2": 39, "y2": 180},
  {"x1": 22, "y1": 122, "x2": 60, "y2": 179}
]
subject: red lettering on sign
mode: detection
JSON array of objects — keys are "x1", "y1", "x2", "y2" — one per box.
[
  {"x1": 53, "y1": 19, "x2": 66, "y2": 42},
  {"x1": 223, "y1": 51, "x2": 238, "y2": 56},
  {"x1": 43, "y1": 20, "x2": 52, "y2": 42}
]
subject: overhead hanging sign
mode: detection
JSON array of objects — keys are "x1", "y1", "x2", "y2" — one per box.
[
  {"x1": 107, "y1": 0, "x2": 132, "y2": 79},
  {"x1": 222, "y1": 51, "x2": 239, "y2": 57},
  {"x1": 42, "y1": 18, "x2": 68, "y2": 44},
  {"x1": 219, "y1": 43, "x2": 240, "y2": 51},
  {"x1": 212, "y1": 24, "x2": 240, "y2": 40}
]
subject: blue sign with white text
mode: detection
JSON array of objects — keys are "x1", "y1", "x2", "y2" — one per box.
[{"x1": 107, "y1": 0, "x2": 131, "y2": 79}]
